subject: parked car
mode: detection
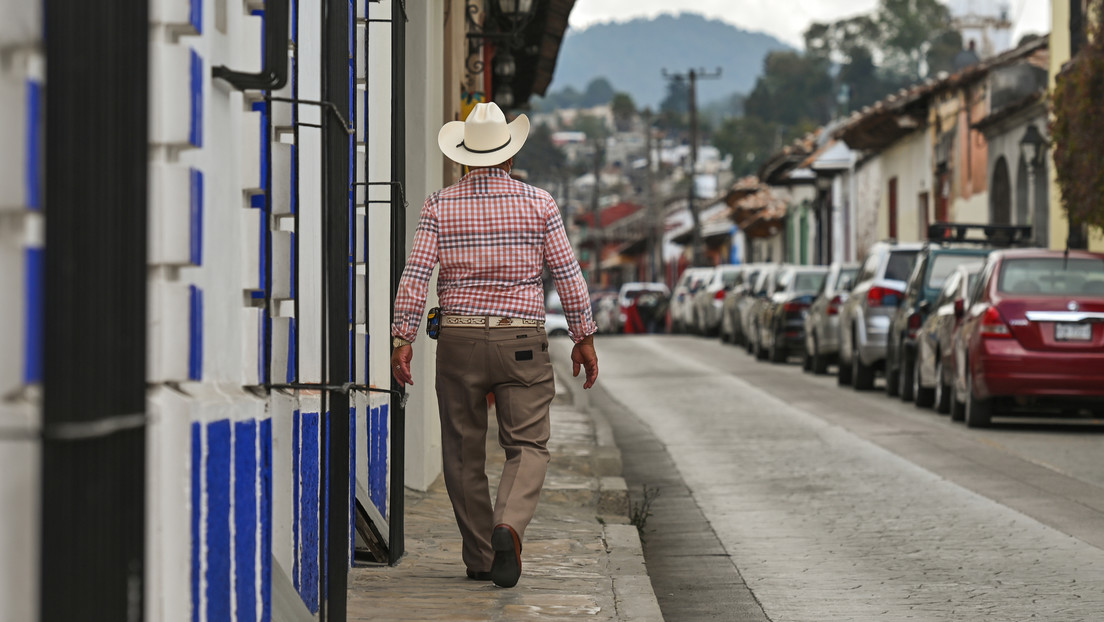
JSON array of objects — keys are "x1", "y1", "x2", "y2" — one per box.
[
  {"x1": 744, "y1": 264, "x2": 784, "y2": 359},
  {"x1": 913, "y1": 261, "x2": 983, "y2": 414},
  {"x1": 885, "y1": 243, "x2": 995, "y2": 401},
  {"x1": 756, "y1": 265, "x2": 829, "y2": 363},
  {"x1": 951, "y1": 249, "x2": 1104, "y2": 427},
  {"x1": 590, "y1": 290, "x2": 619, "y2": 334},
  {"x1": 720, "y1": 263, "x2": 768, "y2": 345},
  {"x1": 838, "y1": 241, "x2": 924, "y2": 389},
  {"x1": 802, "y1": 262, "x2": 859, "y2": 374},
  {"x1": 669, "y1": 267, "x2": 714, "y2": 333},
  {"x1": 545, "y1": 291, "x2": 570, "y2": 337},
  {"x1": 691, "y1": 264, "x2": 742, "y2": 336},
  {"x1": 616, "y1": 282, "x2": 670, "y2": 333}
]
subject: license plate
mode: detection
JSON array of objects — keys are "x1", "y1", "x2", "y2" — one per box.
[{"x1": 1055, "y1": 322, "x2": 1092, "y2": 341}]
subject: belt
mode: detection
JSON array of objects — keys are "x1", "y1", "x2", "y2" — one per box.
[{"x1": 442, "y1": 315, "x2": 545, "y2": 329}]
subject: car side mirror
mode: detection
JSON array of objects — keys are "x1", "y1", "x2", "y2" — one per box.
[
  {"x1": 918, "y1": 300, "x2": 931, "y2": 314},
  {"x1": 953, "y1": 299, "x2": 964, "y2": 319}
]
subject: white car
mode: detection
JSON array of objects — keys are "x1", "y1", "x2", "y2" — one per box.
[
  {"x1": 545, "y1": 291, "x2": 572, "y2": 337},
  {"x1": 690, "y1": 264, "x2": 742, "y2": 336},
  {"x1": 669, "y1": 267, "x2": 714, "y2": 333}
]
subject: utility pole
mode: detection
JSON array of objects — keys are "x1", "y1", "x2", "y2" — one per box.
[
  {"x1": 1067, "y1": 0, "x2": 1087, "y2": 249},
  {"x1": 662, "y1": 67, "x2": 721, "y2": 267},
  {"x1": 643, "y1": 108, "x2": 661, "y2": 283},
  {"x1": 588, "y1": 139, "x2": 604, "y2": 289}
]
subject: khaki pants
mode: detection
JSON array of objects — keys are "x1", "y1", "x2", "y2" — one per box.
[{"x1": 435, "y1": 325, "x2": 555, "y2": 572}]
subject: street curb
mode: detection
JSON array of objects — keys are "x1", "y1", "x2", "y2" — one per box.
[{"x1": 551, "y1": 338, "x2": 663, "y2": 622}]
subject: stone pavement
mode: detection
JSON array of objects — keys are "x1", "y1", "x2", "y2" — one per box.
[{"x1": 346, "y1": 340, "x2": 663, "y2": 621}]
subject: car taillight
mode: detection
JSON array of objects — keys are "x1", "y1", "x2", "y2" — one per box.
[
  {"x1": 907, "y1": 312, "x2": 923, "y2": 339},
  {"x1": 979, "y1": 306, "x2": 1011, "y2": 338},
  {"x1": 783, "y1": 301, "x2": 807, "y2": 313},
  {"x1": 867, "y1": 286, "x2": 902, "y2": 308},
  {"x1": 827, "y1": 295, "x2": 843, "y2": 316},
  {"x1": 715, "y1": 289, "x2": 726, "y2": 300}
]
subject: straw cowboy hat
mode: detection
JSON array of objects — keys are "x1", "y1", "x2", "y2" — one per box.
[{"x1": 438, "y1": 102, "x2": 530, "y2": 167}]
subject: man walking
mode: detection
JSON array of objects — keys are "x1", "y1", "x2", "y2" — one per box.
[{"x1": 390, "y1": 102, "x2": 598, "y2": 588}]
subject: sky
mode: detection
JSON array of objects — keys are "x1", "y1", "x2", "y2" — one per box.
[{"x1": 566, "y1": 0, "x2": 1052, "y2": 49}]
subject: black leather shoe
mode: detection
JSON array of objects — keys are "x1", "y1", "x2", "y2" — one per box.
[
  {"x1": 466, "y1": 569, "x2": 492, "y2": 581},
  {"x1": 491, "y1": 524, "x2": 522, "y2": 588}
]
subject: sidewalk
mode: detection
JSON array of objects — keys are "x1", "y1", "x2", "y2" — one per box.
[{"x1": 346, "y1": 340, "x2": 662, "y2": 621}]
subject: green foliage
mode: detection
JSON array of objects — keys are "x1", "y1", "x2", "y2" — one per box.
[
  {"x1": 610, "y1": 92, "x2": 636, "y2": 131},
  {"x1": 713, "y1": 117, "x2": 815, "y2": 178},
  {"x1": 1051, "y1": 2, "x2": 1104, "y2": 232},
  {"x1": 744, "y1": 51, "x2": 833, "y2": 127},
  {"x1": 629, "y1": 485, "x2": 660, "y2": 541},
  {"x1": 568, "y1": 112, "x2": 609, "y2": 141},
  {"x1": 514, "y1": 123, "x2": 567, "y2": 186},
  {"x1": 582, "y1": 77, "x2": 617, "y2": 107}
]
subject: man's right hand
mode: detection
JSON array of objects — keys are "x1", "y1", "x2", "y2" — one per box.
[{"x1": 571, "y1": 336, "x2": 598, "y2": 389}]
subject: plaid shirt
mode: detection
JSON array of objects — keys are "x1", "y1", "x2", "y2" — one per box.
[{"x1": 392, "y1": 167, "x2": 596, "y2": 343}]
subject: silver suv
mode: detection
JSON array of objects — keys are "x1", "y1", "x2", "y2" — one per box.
[{"x1": 837, "y1": 242, "x2": 923, "y2": 390}]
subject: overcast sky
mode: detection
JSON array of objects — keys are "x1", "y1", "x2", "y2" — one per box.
[{"x1": 567, "y1": 0, "x2": 1052, "y2": 48}]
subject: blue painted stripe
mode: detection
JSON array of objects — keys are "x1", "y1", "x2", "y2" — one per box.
[
  {"x1": 23, "y1": 248, "x2": 43, "y2": 384},
  {"x1": 286, "y1": 317, "x2": 297, "y2": 383},
  {"x1": 260, "y1": 418, "x2": 273, "y2": 622},
  {"x1": 299, "y1": 411, "x2": 320, "y2": 613},
  {"x1": 290, "y1": 143, "x2": 298, "y2": 215},
  {"x1": 349, "y1": 408, "x2": 356, "y2": 562},
  {"x1": 191, "y1": 423, "x2": 202, "y2": 622},
  {"x1": 25, "y1": 81, "x2": 42, "y2": 210},
  {"x1": 291, "y1": 410, "x2": 301, "y2": 591},
  {"x1": 370, "y1": 405, "x2": 388, "y2": 513},
  {"x1": 189, "y1": 286, "x2": 203, "y2": 381},
  {"x1": 190, "y1": 50, "x2": 203, "y2": 148},
  {"x1": 234, "y1": 420, "x2": 258, "y2": 622},
  {"x1": 190, "y1": 168, "x2": 203, "y2": 265},
  {"x1": 189, "y1": 0, "x2": 202, "y2": 33},
  {"x1": 206, "y1": 420, "x2": 232, "y2": 622}
]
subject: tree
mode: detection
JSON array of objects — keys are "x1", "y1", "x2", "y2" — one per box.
[
  {"x1": 805, "y1": 0, "x2": 961, "y2": 87},
  {"x1": 744, "y1": 51, "x2": 833, "y2": 128},
  {"x1": 581, "y1": 77, "x2": 616, "y2": 107},
  {"x1": 515, "y1": 122, "x2": 567, "y2": 187},
  {"x1": 610, "y1": 92, "x2": 636, "y2": 131},
  {"x1": 1051, "y1": 2, "x2": 1104, "y2": 234},
  {"x1": 713, "y1": 116, "x2": 815, "y2": 179}
]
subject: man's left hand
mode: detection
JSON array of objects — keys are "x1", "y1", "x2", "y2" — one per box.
[
  {"x1": 392, "y1": 345, "x2": 413, "y2": 386},
  {"x1": 571, "y1": 336, "x2": 598, "y2": 390}
]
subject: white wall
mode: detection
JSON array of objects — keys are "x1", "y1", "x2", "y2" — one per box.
[
  {"x1": 0, "y1": 2, "x2": 42, "y2": 619},
  {"x1": 400, "y1": 0, "x2": 445, "y2": 492},
  {"x1": 878, "y1": 130, "x2": 933, "y2": 243}
]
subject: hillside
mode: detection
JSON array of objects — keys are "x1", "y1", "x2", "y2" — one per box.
[{"x1": 550, "y1": 12, "x2": 793, "y2": 108}]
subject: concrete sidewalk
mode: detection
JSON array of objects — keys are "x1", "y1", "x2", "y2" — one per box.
[{"x1": 346, "y1": 339, "x2": 662, "y2": 621}]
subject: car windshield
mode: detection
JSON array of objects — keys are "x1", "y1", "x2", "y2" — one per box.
[
  {"x1": 794, "y1": 272, "x2": 827, "y2": 292},
  {"x1": 837, "y1": 268, "x2": 858, "y2": 291},
  {"x1": 927, "y1": 253, "x2": 983, "y2": 290},
  {"x1": 998, "y1": 257, "x2": 1104, "y2": 296},
  {"x1": 885, "y1": 250, "x2": 919, "y2": 282},
  {"x1": 722, "y1": 270, "x2": 740, "y2": 287}
]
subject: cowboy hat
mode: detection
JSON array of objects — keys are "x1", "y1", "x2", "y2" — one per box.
[{"x1": 438, "y1": 102, "x2": 530, "y2": 167}]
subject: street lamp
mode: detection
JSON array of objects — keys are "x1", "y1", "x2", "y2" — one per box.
[
  {"x1": 1019, "y1": 124, "x2": 1047, "y2": 168},
  {"x1": 465, "y1": 0, "x2": 537, "y2": 108},
  {"x1": 1019, "y1": 124, "x2": 1048, "y2": 245}
]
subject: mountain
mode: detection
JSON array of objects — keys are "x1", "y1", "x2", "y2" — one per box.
[{"x1": 549, "y1": 12, "x2": 794, "y2": 109}]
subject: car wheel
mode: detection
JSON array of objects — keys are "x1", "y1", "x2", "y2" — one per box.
[
  {"x1": 884, "y1": 356, "x2": 899, "y2": 397},
  {"x1": 837, "y1": 349, "x2": 853, "y2": 386},
  {"x1": 964, "y1": 372, "x2": 992, "y2": 428},
  {"x1": 755, "y1": 330, "x2": 769, "y2": 361},
  {"x1": 950, "y1": 375, "x2": 966, "y2": 421},
  {"x1": 801, "y1": 343, "x2": 813, "y2": 371},
  {"x1": 898, "y1": 350, "x2": 914, "y2": 402},
  {"x1": 914, "y1": 354, "x2": 935, "y2": 408},
  {"x1": 770, "y1": 336, "x2": 787, "y2": 364},
  {"x1": 852, "y1": 340, "x2": 875, "y2": 391},
  {"x1": 811, "y1": 335, "x2": 829, "y2": 375},
  {"x1": 933, "y1": 356, "x2": 951, "y2": 414}
]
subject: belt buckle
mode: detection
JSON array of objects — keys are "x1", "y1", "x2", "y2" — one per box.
[{"x1": 496, "y1": 316, "x2": 513, "y2": 327}]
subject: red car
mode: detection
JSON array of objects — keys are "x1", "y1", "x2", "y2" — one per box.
[{"x1": 952, "y1": 249, "x2": 1104, "y2": 427}]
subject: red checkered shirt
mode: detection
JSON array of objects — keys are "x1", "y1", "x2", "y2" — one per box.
[{"x1": 392, "y1": 167, "x2": 596, "y2": 343}]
